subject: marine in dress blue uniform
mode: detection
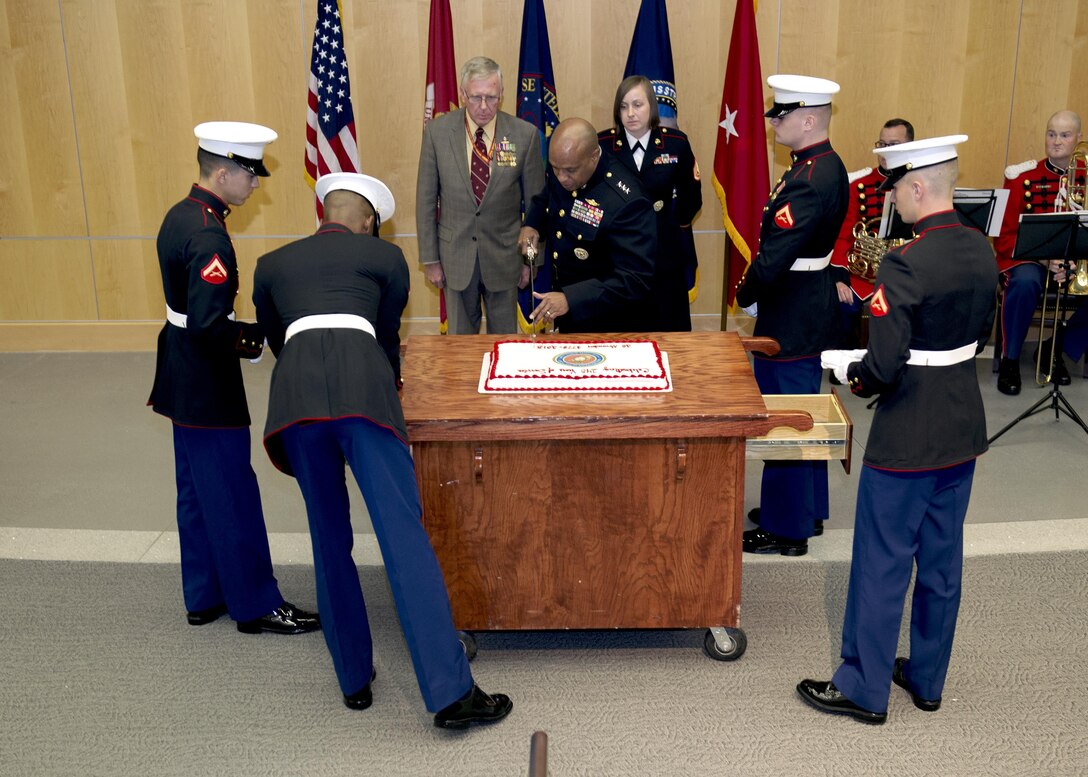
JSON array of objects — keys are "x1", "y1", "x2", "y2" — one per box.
[
  {"x1": 736, "y1": 75, "x2": 848, "y2": 556},
  {"x1": 599, "y1": 75, "x2": 701, "y2": 331},
  {"x1": 149, "y1": 121, "x2": 318, "y2": 635},
  {"x1": 993, "y1": 110, "x2": 1085, "y2": 394},
  {"x1": 522, "y1": 118, "x2": 656, "y2": 333},
  {"x1": 252, "y1": 173, "x2": 512, "y2": 728},
  {"x1": 799, "y1": 136, "x2": 998, "y2": 724}
]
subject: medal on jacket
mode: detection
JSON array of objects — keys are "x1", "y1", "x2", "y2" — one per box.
[
  {"x1": 495, "y1": 137, "x2": 518, "y2": 167},
  {"x1": 570, "y1": 199, "x2": 603, "y2": 227}
]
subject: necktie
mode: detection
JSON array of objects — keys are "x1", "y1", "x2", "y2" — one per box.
[
  {"x1": 632, "y1": 140, "x2": 645, "y2": 171},
  {"x1": 471, "y1": 127, "x2": 490, "y2": 205}
]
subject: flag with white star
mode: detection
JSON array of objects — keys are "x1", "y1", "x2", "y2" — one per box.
[
  {"x1": 713, "y1": 0, "x2": 769, "y2": 309},
  {"x1": 305, "y1": 0, "x2": 360, "y2": 215}
]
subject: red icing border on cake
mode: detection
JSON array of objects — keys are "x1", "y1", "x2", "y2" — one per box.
[{"x1": 487, "y1": 339, "x2": 666, "y2": 381}]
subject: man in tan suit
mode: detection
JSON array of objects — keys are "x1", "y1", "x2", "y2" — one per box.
[{"x1": 416, "y1": 56, "x2": 546, "y2": 334}]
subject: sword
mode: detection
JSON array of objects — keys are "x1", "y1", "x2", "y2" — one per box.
[{"x1": 526, "y1": 242, "x2": 537, "y2": 341}]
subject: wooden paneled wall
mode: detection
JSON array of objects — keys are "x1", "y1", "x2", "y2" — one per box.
[{"x1": 2, "y1": 0, "x2": 1087, "y2": 349}]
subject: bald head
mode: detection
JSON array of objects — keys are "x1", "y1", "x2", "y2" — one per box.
[
  {"x1": 548, "y1": 118, "x2": 602, "y2": 191},
  {"x1": 1049, "y1": 110, "x2": 1082, "y2": 133},
  {"x1": 322, "y1": 189, "x2": 377, "y2": 235},
  {"x1": 1046, "y1": 110, "x2": 1083, "y2": 168}
]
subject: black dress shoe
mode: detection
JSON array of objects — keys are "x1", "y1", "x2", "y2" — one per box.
[
  {"x1": 892, "y1": 657, "x2": 941, "y2": 711},
  {"x1": 997, "y1": 357, "x2": 1021, "y2": 395},
  {"x1": 796, "y1": 679, "x2": 886, "y2": 724},
  {"x1": 237, "y1": 601, "x2": 321, "y2": 635},
  {"x1": 743, "y1": 528, "x2": 807, "y2": 557},
  {"x1": 186, "y1": 603, "x2": 228, "y2": 626},
  {"x1": 748, "y1": 508, "x2": 823, "y2": 536},
  {"x1": 433, "y1": 684, "x2": 513, "y2": 730},
  {"x1": 343, "y1": 669, "x2": 377, "y2": 711}
]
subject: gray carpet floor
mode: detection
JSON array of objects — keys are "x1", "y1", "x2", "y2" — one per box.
[{"x1": 3, "y1": 553, "x2": 1085, "y2": 777}]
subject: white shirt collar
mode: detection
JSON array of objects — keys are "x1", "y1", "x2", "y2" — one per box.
[{"x1": 625, "y1": 129, "x2": 652, "y2": 150}]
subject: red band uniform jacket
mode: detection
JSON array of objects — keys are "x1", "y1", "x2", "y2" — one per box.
[
  {"x1": 993, "y1": 158, "x2": 1064, "y2": 273},
  {"x1": 252, "y1": 224, "x2": 410, "y2": 475},
  {"x1": 735, "y1": 140, "x2": 849, "y2": 357},
  {"x1": 846, "y1": 210, "x2": 997, "y2": 469},
  {"x1": 830, "y1": 166, "x2": 890, "y2": 301},
  {"x1": 149, "y1": 184, "x2": 264, "y2": 427}
]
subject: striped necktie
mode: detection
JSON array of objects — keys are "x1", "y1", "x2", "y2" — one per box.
[{"x1": 471, "y1": 127, "x2": 490, "y2": 205}]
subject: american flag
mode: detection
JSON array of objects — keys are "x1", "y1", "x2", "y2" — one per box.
[{"x1": 305, "y1": 0, "x2": 359, "y2": 211}]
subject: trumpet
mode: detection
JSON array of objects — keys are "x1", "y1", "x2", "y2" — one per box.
[
  {"x1": 1035, "y1": 141, "x2": 1088, "y2": 384},
  {"x1": 846, "y1": 217, "x2": 908, "y2": 282}
]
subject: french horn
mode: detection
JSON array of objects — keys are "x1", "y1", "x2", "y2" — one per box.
[{"x1": 845, "y1": 217, "x2": 908, "y2": 283}]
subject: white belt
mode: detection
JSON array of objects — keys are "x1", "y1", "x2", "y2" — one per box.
[
  {"x1": 906, "y1": 342, "x2": 977, "y2": 367},
  {"x1": 166, "y1": 305, "x2": 234, "y2": 328},
  {"x1": 789, "y1": 251, "x2": 832, "y2": 272},
  {"x1": 284, "y1": 314, "x2": 375, "y2": 343}
]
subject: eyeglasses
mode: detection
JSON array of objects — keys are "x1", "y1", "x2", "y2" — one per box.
[
  {"x1": 466, "y1": 95, "x2": 500, "y2": 107},
  {"x1": 874, "y1": 140, "x2": 903, "y2": 149}
]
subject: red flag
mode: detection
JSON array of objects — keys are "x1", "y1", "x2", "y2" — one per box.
[
  {"x1": 305, "y1": 0, "x2": 360, "y2": 219},
  {"x1": 713, "y1": 0, "x2": 769, "y2": 309},
  {"x1": 423, "y1": 0, "x2": 459, "y2": 333}
]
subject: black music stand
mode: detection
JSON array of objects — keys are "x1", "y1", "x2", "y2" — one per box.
[
  {"x1": 953, "y1": 188, "x2": 1009, "y2": 236},
  {"x1": 988, "y1": 212, "x2": 1088, "y2": 444}
]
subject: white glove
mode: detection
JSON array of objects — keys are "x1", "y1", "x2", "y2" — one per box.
[
  {"x1": 820, "y1": 349, "x2": 867, "y2": 384},
  {"x1": 741, "y1": 303, "x2": 758, "y2": 317},
  {"x1": 249, "y1": 338, "x2": 269, "y2": 364}
]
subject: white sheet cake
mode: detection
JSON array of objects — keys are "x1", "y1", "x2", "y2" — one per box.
[{"x1": 480, "y1": 340, "x2": 672, "y2": 393}]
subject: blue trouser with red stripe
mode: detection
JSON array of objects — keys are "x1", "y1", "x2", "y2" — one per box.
[
  {"x1": 832, "y1": 460, "x2": 976, "y2": 713},
  {"x1": 752, "y1": 354, "x2": 829, "y2": 540},
  {"x1": 172, "y1": 423, "x2": 283, "y2": 622},
  {"x1": 280, "y1": 417, "x2": 473, "y2": 711}
]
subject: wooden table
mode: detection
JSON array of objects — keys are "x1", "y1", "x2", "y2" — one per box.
[{"x1": 400, "y1": 332, "x2": 810, "y2": 659}]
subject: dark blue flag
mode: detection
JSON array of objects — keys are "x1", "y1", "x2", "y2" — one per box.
[
  {"x1": 516, "y1": 0, "x2": 560, "y2": 154},
  {"x1": 623, "y1": 0, "x2": 678, "y2": 127},
  {"x1": 516, "y1": 0, "x2": 560, "y2": 334}
]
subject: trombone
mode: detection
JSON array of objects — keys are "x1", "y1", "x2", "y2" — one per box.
[{"x1": 1035, "y1": 141, "x2": 1088, "y2": 385}]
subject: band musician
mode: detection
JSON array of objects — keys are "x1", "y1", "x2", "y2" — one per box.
[{"x1": 829, "y1": 118, "x2": 914, "y2": 354}]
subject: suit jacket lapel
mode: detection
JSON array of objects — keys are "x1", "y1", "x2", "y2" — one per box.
[
  {"x1": 447, "y1": 109, "x2": 472, "y2": 196},
  {"x1": 480, "y1": 113, "x2": 512, "y2": 205}
]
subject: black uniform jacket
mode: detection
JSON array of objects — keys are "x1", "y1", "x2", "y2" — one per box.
[
  {"x1": 149, "y1": 185, "x2": 264, "y2": 428},
  {"x1": 524, "y1": 155, "x2": 656, "y2": 333},
  {"x1": 847, "y1": 210, "x2": 997, "y2": 470},
  {"x1": 252, "y1": 224, "x2": 410, "y2": 475},
  {"x1": 599, "y1": 126, "x2": 702, "y2": 331},
  {"x1": 736, "y1": 139, "x2": 848, "y2": 357}
]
